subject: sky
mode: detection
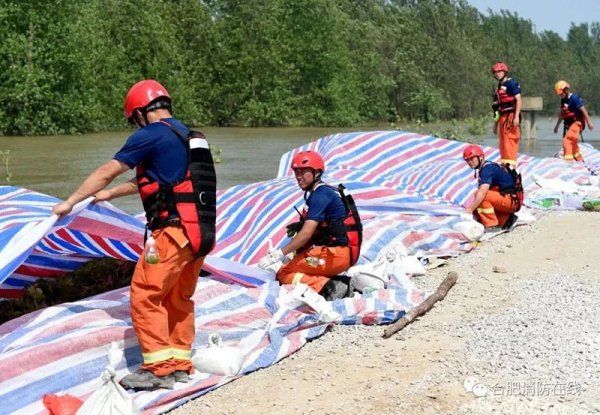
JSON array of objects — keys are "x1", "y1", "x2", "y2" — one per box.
[{"x1": 466, "y1": 0, "x2": 600, "y2": 38}]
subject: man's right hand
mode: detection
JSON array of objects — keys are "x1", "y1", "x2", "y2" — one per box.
[
  {"x1": 258, "y1": 249, "x2": 284, "y2": 270},
  {"x1": 52, "y1": 201, "x2": 73, "y2": 217}
]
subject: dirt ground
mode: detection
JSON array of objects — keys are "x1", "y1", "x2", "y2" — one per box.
[{"x1": 171, "y1": 211, "x2": 600, "y2": 415}]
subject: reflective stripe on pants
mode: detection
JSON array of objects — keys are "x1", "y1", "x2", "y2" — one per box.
[{"x1": 130, "y1": 226, "x2": 204, "y2": 376}]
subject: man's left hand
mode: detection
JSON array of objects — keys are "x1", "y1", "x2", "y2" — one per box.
[
  {"x1": 512, "y1": 114, "x2": 520, "y2": 127},
  {"x1": 52, "y1": 201, "x2": 73, "y2": 217}
]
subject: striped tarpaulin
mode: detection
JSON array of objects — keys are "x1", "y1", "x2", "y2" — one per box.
[
  {"x1": 0, "y1": 275, "x2": 423, "y2": 414},
  {"x1": 3, "y1": 131, "x2": 596, "y2": 297},
  {"x1": 0, "y1": 188, "x2": 144, "y2": 298},
  {"x1": 0, "y1": 131, "x2": 598, "y2": 414}
]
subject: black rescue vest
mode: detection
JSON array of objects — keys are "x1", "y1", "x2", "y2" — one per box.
[{"x1": 136, "y1": 120, "x2": 217, "y2": 257}]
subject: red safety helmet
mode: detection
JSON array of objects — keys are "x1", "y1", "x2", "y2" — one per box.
[
  {"x1": 491, "y1": 62, "x2": 509, "y2": 74},
  {"x1": 463, "y1": 144, "x2": 484, "y2": 161},
  {"x1": 291, "y1": 150, "x2": 325, "y2": 171},
  {"x1": 124, "y1": 79, "x2": 171, "y2": 119}
]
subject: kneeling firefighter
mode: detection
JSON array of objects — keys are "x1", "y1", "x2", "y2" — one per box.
[
  {"x1": 463, "y1": 144, "x2": 523, "y2": 230},
  {"x1": 258, "y1": 151, "x2": 362, "y2": 300},
  {"x1": 53, "y1": 79, "x2": 217, "y2": 390}
]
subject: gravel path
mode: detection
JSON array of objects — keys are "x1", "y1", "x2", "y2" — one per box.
[{"x1": 170, "y1": 211, "x2": 600, "y2": 415}]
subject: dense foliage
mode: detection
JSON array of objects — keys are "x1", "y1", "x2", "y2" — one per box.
[{"x1": 0, "y1": 0, "x2": 598, "y2": 135}]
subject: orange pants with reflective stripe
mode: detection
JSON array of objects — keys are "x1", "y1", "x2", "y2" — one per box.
[
  {"x1": 130, "y1": 226, "x2": 204, "y2": 377},
  {"x1": 563, "y1": 121, "x2": 584, "y2": 162},
  {"x1": 474, "y1": 189, "x2": 519, "y2": 228},
  {"x1": 276, "y1": 245, "x2": 351, "y2": 293},
  {"x1": 498, "y1": 113, "x2": 520, "y2": 166}
]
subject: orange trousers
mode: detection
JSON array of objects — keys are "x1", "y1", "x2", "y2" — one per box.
[
  {"x1": 474, "y1": 189, "x2": 519, "y2": 228},
  {"x1": 130, "y1": 226, "x2": 204, "y2": 377},
  {"x1": 276, "y1": 245, "x2": 351, "y2": 293},
  {"x1": 498, "y1": 113, "x2": 520, "y2": 166},
  {"x1": 563, "y1": 121, "x2": 584, "y2": 162}
]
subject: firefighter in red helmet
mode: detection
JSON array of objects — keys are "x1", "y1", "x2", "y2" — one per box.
[
  {"x1": 463, "y1": 144, "x2": 522, "y2": 231},
  {"x1": 258, "y1": 150, "x2": 363, "y2": 300},
  {"x1": 53, "y1": 79, "x2": 215, "y2": 390},
  {"x1": 490, "y1": 61, "x2": 522, "y2": 167}
]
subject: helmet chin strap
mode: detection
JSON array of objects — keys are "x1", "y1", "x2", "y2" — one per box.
[
  {"x1": 131, "y1": 110, "x2": 147, "y2": 128},
  {"x1": 473, "y1": 157, "x2": 484, "y2": 178},
  {"x1": 304, "y1": 170, "x2": 324, "y2": 196},
  {"x1": 475, "y1": 157, "x2": 483, "y2": 170}
]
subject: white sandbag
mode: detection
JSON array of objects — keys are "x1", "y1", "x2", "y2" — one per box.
[
  {"x1": 77, "y1": 342, "x2": 140, "y2": 415},
  {"x1": 192, "y1": 334, "x2": 244, "y2": 377},
  {"x1": 514, "y1": 208, "x2": 535, "y2": 224},
  {"x1": 383, "y1": 243, "x2": 427, "y2": 276},
  {"x1": 346, "y1": 256, "x2": 391, "y2": 293},
  {"x1": 453, "y1": 220, "x2": 484, "y2": 242},
  {"x1": 395, "y1": 255, "x2": 426, "y2": 276},
  {"x1": 346, "y1": 248, "x2": 394, "y2": 292},
  {"x1": 533, "y1": 175, "x2": 580, "y2": 194},
  {"x1": 347, "y1": 241, "x2": 426, "y2": 292},
  {"x1": 351, "y1": 273, "x2": 385, "y2": 292}
]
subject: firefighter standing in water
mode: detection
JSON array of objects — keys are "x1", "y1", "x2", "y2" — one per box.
[
  {"x1": 491, "y1": 62, "x2": 522, "y2": 168},
  {"x1": 258, "y1": 151, "x2": 362, "y2": 300},
  {"x1": 52, "y1": 80, "x2": 216, "y2": 390},
  {"x1": 463, "y1": 144, "x2": 522, "y2": 231},
  {"x1": 553, "y1": 80, "x2": 595, "y2": 162}
]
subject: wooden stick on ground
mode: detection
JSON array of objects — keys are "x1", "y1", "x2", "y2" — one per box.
[{"x1": 383, "y1": 271, "x2": 458, "y2": 339}]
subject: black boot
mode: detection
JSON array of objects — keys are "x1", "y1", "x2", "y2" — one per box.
[
  {"x1": 502, "y1": 213, "x2": 518, "y2": 231},
  {"x1": 319, "y1": 276, "x2": 352, "y2": 301}
]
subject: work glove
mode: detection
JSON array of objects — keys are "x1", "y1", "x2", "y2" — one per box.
[{"x1": 258, "y1": 248, "x2": 285, "y2": 270}]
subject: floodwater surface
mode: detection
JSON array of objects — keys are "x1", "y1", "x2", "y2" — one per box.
[{"x1": 1, "y1": 117, "x2": 598, "y2": 214}]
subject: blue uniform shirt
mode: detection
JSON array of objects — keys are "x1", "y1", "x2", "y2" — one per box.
[
  {"x1": 503, "y1": 78, "x2": 521, "y2": 96},
  {"x1": 305, "y1": 184, "x2": 348, "y2": 245},
  {"x1": 478, "y1": 162, "x2": 515, "y2": 190},
  {"x1": 566, "y1": 93, "x2": 585, "y2": 113},
  {"x1": 114, "y1": 118, "x2": 189, "y2": 184}
]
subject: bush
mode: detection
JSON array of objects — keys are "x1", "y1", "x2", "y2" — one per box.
[{"x1": 0, "y1": 258, "x2": 135, "y2": 324}]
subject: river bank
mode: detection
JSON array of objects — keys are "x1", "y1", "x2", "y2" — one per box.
[{"x1": 171, "y1": 211, "x2": 600, "y2": 415}]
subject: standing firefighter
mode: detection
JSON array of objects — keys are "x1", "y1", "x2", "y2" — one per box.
[
  {"x1": 258, "y1": 151, "x2": 362, "y2": 300},
  {"x1": 491, "y1": 62, "x2": 522, "y2": 168},
  {"x1": 553, "y1": 80, "x2": 595, "y2": 162},
  {"x1": 463, "y1": 144, "x2": 523, "y2": 231},
  {"x1": 52, "y1": 79, "x2": 216, "y2": 390}
]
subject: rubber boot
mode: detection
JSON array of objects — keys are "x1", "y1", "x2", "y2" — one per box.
[
  {"x1": 502, "y1": 213, "x2": 518, "y2": 231},
  {"x1": 319, "y1": 276, "x2": 351, "y2": 301},
  {"x1": 173, "y1": 370, "x2": 190, "y2": 383},
  {"x1": 120, "y1": 369, "x2": 175, "y2": 390}
]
